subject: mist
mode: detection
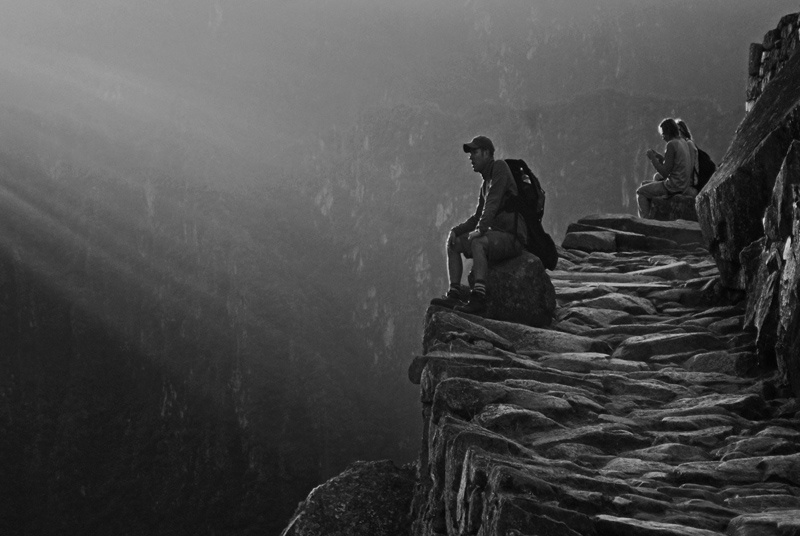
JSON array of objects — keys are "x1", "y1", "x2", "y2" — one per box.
[
  {"x1": 1, "y1": 1, "x2": 799, "y2": 535},
  {"x1": 0, "y1": 0, "x2": 792, "y2": 185},
  {"x1": 0, "y1": 0, "x2": 467, "y2": 183}
]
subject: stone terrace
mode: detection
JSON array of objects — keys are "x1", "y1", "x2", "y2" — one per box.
[{"x1": 409, "y1": 214, "x2": 800, "y2": 536}]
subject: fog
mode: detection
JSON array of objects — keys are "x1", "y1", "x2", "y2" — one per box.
[
  {"x1": 0, "y1": 0, "x2": 466, "y2": 182},
  {"x1": 0, "y1": 0, "x2": 793, "y2": 184},
  {"x1": 2, "y1": 1, "x2": 799, "y2": 534}
]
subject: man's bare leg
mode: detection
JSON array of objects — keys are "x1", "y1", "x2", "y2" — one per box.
[
  {"x1": 447, "y1": 242, "x2": 463, "y2": 288},
  {"x1": 455, "y1": 237, "x2": 488, "y2": 314}
]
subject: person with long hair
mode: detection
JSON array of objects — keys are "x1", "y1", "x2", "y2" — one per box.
[
  {"x1": 676, "y1": 118, "x2": 699, "y2": 195},
  {"x1": 636, "y1": 118, "x2": 693, "y2": 218}
]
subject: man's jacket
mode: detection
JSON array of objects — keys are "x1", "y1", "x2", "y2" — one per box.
[{"x1": 451, "y1": 159, "x2": 528, "y2": 241}]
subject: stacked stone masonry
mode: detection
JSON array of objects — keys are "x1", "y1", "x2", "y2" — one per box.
[
  {"x1": 747, "y1": 12, "x2": 800, "y2": 111},
  {"x1": 408, "y1": 214, "x2": 800, "y2": 536}
]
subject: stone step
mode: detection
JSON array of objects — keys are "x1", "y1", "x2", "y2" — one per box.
[
  {"x1": 285, "y1": 212, "x2": 785, "y2": 536},
  {"x1": 408, "y1": 214, "x2": 783, "y2": 536}
]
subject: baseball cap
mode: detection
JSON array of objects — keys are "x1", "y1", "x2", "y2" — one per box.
[{"x1": 462, "y1": 135, "x2": 494, "y2": 153}]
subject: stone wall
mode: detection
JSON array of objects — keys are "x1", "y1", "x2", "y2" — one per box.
[{"x1": 747, "y1": 13, "x2": 800, "y2": 111}]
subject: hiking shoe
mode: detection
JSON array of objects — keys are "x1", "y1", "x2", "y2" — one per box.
[
  {"x1": 455, "y1": 292, "x2": 487, "y2": 315},
  {"x1": 429, "y1": 289, "x2": 465, "y2": 309}
]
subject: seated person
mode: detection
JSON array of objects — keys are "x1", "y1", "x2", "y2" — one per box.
[
  {"x1": 430, "y1": 135, "x2": 527, "y2": 315},
  {"x1": 676, "y1": 118, "x2": 699, "y2": 196},
  {"x1": 636, "y1": 118, "x2": 693, "y2": 218}
]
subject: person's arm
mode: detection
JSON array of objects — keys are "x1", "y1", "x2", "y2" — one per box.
[
  {"x1": 646, "y1": 148, "x2": 664, "y2": 162},
  {"x1": 451, "y1": 195, "x2": 482, "y2": 237},
  {"x1": 475, "y1": 161, "x2": 511, "y2": 233},
  {"x1": 650, "y1": 141, "x2": 676, "y2": 177}
]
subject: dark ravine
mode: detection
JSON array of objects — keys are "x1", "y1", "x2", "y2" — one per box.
[{"x1": 281, "y1": 12, "x2": 800, "y2": 536}]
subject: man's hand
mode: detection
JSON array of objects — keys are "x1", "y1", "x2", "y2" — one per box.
[
  {"x1": 647, "y1": 149, "x2": 664, "y2": 164},
  {"x1": 467, "y1": 229, "x2": 482, "y2": 241}
]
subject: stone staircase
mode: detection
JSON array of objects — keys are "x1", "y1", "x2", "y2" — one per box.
[{"x1": 409, "y1": 214, "x2": 800, "y2": 536}]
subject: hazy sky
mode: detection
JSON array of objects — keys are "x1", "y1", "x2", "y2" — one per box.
[{"x1": 0, "y1": 0, "x2": 797, "y2": 188}]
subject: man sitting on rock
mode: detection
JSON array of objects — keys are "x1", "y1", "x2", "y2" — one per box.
[{"x1": 430, "y1": 135, "x2": 527, "y2": 315}]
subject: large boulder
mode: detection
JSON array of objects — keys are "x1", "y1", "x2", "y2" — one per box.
[
  {"x1": 776, "y1": 189, "x2": 800, "y2": 394},
  {"x1": 576, "y1": 214, "x2": 704, "y2": 248},
  {"x1": 743, "y1": 242, "x2": 781, "y2": 367},
  {"x1": 764, "y1": 140, "x2": 800, "y2": 243},
  {"x1": 562, "y1": 231, "x2": 616, "y2": 253},
  {"x1": 484, "y1": 251, "x2": 556, "y2": 327},
  {"x1": 695, "y1": 48, "x2": 800, "y2": 289},
  {"x1": 566, "y1": 222, "x2": 681, "y2": 251},
  {"x1": 740, "y1": 141, "x2": 800, "y2": 392},
  {"x1": 650, "y1": 194, "x2": 699, "y2": 222},
  {"x1": 422, "y1": 310, "x2": 515, "y2": 354},
  {"x1": 281, "y1": 460, "x2": 416, "y2": 536}
]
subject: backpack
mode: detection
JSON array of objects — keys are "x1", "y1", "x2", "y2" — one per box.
[
  {"x1": 505, "y1": 159, "x2": 545, "y2": 221},
  {"x1": 504, "y1": 159, "x2": 558, "y2": 270},
  {"x1": 695, "y1": 148, "x2": 716, "y2": 191}
]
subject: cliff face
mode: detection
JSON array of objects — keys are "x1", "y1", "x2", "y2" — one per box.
[
  {"x1": 283, "y1": 12, "x2": 800, "y2": 536},
  {"x1": 408, "y1": 217, "x2": 779, "y2": 536},
  {"x1": 285, "y1": 214, "x2": 800, "y2": 536},
  {"x1": 696, "y1": 13, "x2": 800, "y2": 395}
]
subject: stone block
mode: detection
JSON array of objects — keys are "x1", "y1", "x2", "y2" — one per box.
[
  {"x1": 577, "y1": 213, "x2": 704, "y2": 247},
  {"x1": 558, "y1": 306, "x2": 633, "y2": 327},
  {"x1": 566, "y1": 222, "x2": 680, "y2": 251},
  {"x1": 611, "y1": 332, "x2": 726, "y2": 362},
  {"x1": 537, "y1": 352, "x2": 648, "y2": 374},
  {"x1": 683, "y1": 350, "x2": 757, "y2": 377},
  {"x1": 422, "y1": 309, "x2": 516, "y2": 354},
  {"x1": 764, "y1": 140, "x2": 800, "y2": 242},
  {"x1": 650, "y1": 194, "x2": 698, "y2": 222},
  {"x1": 626, "y1": 261, "x2": 699, "y2": 281},
  {"x1": 561, "y1": 231, "x2": 616, "y2": 252},
  {"x1": 485, "y1": 251, "x2": 556, "y2": 327},
  {"x1": 471, "y1": 316, "x2": 611, "y2": 354},
  {"x1": 474, "y1": 404, "x2": 561, "y2": 435},
  {"x1": 776, "y1": 207, "x2": 800, "y2": 393},
  {"x1": 282, "y1": 460, "x2": 415, "y2": 536},
  {"x1": 573, "y1": 292, "x2": 658, "y2": 315},
  {"x1": 764, "y1": 29, "x2": 779, "y2": 51},
  {"x1": 746, "y1": 77, "x2": 761, "y2": 101},
  {"x1": 728, "y1": 511, "x2": 800, "y2": 536},
  {"x1": 749, "y1": 43, "x2": 764, "y2": 76}
]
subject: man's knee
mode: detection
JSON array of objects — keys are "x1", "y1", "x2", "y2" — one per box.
[
  {"x1": 480, "y1": 231, "x2": 521, "y2": 263},
  {"x1": 636, "y1": 184, "x2": 651, "y2": 198},
  {"x1": 470, "y1": 236, "x2": 489, "y2": 255},
  {"x1": 448, "y1": 233, "x2": 471, "y2": 256},
  {"x1": 637, "y1": 181, "x2": 666, "y2": 199}
]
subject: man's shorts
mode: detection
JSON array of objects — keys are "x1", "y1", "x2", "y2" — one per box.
[{"x1": 454, "y1": 230, "x2": 522, "y2": 262}]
